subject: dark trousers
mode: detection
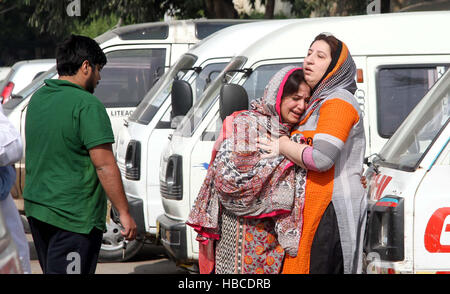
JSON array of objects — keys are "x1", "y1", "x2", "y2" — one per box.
[
  {"x1": 309, "y1": 202, "x2": 344, "y2": 274},
  {"x1": 28, "y1": 217, "x2": 103, "y2": 274}
]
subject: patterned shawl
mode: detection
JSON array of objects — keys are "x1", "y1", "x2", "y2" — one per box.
[{"x1": 187, "y1": 66, "x2": 306, "y2": 259}]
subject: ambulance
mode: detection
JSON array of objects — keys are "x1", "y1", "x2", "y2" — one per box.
[
  {"x1": 157, "y1": 11, "x2": 450, "y2": 269},
  {"x1": 364, "y1": 65, "x2": 450, "y2": 274},
  {"x1": 112, "y1": 19, "x2": 305, "y2": 261}
]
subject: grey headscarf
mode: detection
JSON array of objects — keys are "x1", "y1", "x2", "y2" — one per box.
[{"x1": 302, "y1": 37, "x2": 357, "y2": 120}]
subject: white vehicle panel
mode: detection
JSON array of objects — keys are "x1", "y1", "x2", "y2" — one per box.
[{"x1": 414, "y1": 127, "x2": 450, "y2": 273}]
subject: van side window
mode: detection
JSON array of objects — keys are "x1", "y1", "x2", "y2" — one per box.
[
  {"x1": 95, "y1": 49, "x2": 166, "y2": 108},
  {"x1": 193, "y1": 62, "x2": 228, "y2": 101},
  {"x1": 120, "y1": 25, "x2": 168, "y2": 40},
  {"x1": 377, "y1": 65, "x2": 448, "y2": 138},
  {"x1": 201, "y1": 62, "x2": 302, "y2": 141},
  {"x1": 201, "y1": 115, "x2": 222, "y2": 142},
  {"x1": 196, "y1": 22, "x2": 240, "y2": 39},
  {"x1": 156, "y1": 63, "x2": 228, "y2": 130}
]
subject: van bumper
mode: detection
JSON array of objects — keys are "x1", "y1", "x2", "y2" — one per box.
[
  {"x1": 125, "y1": 195, "x2": 146, "y2": 235},
  {"x1": 156, "y1": 214, "x2": 188, "y2": 262}
]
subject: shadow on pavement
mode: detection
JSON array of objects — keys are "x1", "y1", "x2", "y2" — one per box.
[
  {"x1": 130, "y1": 259, "x2": 188, "y2": 274},
  {"x1": 127, "y1": 243, "x2": 190, "y2": 274}
]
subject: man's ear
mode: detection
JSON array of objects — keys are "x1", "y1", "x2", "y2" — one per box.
[{"x1": 80, "y1": 60, "x2": 91, "y2": 76}]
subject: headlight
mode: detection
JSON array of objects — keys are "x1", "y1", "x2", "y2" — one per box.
[
  {"x1": 125, "y1": 140, "x2": 141, "y2": 180},
  {"x1": 160, "y1": 154, "x2": 183, "y2": 200}
]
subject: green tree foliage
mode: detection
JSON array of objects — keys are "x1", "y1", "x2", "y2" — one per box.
[
  {"x1": 14, "y1": 0, "x2": 242, "y2": 40},
  {"x1": 248, "y1": 0, "x2": 276, "y2": 18},
  {"x1": 16, "y1": 0, "x2": 169, "y2": 39},
  {"x1": 72, "y1": 14, "x2": 121, "y2": 39},
  {"x1": 282, "y1": 0, "x2": 366, "y2": 17},
  {"x1": 3, "y1": 0, "x2": 434, "y2": 66},
  {"x1": 0, "y1": 0, "x2": 55, "y2": 65}
]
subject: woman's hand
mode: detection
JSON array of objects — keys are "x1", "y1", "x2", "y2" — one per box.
[
  {"x1": 257, "y1": 136, "x2": 286, "y2": 159},
  {"x1": 258, "y1": 136, "x2": 309, "y2": 169},
  {"x1": 360, "y1": 175, "x2": 367, "y2": 189}
]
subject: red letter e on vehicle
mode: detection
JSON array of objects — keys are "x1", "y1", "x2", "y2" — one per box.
[{"x1": 425, "y1": 207, "x2": 450, "y2": 253}]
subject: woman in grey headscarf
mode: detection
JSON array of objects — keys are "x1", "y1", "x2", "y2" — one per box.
[{"x1": 260, "y1": 33, "x2": 366, "y2": 274}]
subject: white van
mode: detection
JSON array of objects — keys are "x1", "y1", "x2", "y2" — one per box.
[
  {"x1": 0, "y1": 59, "x2": 55, "y2": 104},
  {"x1": 111, "y1": 19, "x2": 305, "y2": 261},
  {"x1": 157, "y1": 11, "x2": 450, "y2": 268},
  {"x1": 363, "y1": 67, "x2": 450, "y2": 274}
]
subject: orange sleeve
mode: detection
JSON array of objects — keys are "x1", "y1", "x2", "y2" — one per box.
[{"x1": 315, "y1": 98, "x2": 359, "y2": 143}]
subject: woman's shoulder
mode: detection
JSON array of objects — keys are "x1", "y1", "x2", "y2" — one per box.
[{"x1": 322, "y1": 89, "x2": 361, "y2": 113}]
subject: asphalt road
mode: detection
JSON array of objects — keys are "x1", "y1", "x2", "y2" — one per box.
[{"x1": 27, "y1": 233, "x2": 189, "y2": 274}]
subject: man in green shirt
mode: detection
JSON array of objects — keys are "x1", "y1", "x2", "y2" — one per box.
[{"x1": 23, "y1": 35, "x2": 136, "y2": 274}]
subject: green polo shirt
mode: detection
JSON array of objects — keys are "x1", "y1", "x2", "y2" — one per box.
[{"x1": 23, "y1": 79, "x2": 114, "y2": 234}]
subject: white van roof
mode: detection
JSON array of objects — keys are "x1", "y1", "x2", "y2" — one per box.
[
  {"x1": 237, "y1": 11, "x2": 450, "y2": 63},
  {"x1": 11, "y1": 59, "x2": 55, "y2": 69},
  {"x1": 96, "y1": 19, "x2": 254, "y2": 47},
  {"x1": 185, "y1": 19, "x2": 308, "y2": 63}
]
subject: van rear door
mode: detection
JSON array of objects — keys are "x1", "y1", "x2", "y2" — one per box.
[
  {"x1": 366, "y1": 55, "x2": 450, "y2": 154},
  {"x1": 99, "y1": 45, "x2": 170, "y2": 148}
]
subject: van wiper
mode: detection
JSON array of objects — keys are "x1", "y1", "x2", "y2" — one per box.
[
  {"x1": 179, "y1": 66, "x2": 202, "y2": 74},
  {"x1": 225, "y1": 68, "x2": 252, "y2": 76},
  {"x1": 174, "y1": 67, "x2": 202, "y2": 81},
  {"x1": 222, "y1": 68, "x2": 253, "y2": 83},
  {"x1": 11, "y1": 94, "x2": 23, "y2": 99},
  {"x1": 364, "y1": 153, "x2": 385, "y2": 174}
]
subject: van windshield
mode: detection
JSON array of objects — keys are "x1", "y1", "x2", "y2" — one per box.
[
  {"x1": 174, "y1": 56, "x2": 247, "y2": 137},
  {"x1": 3, "y1": 66, "x2": 57, "y2": 114},
  {"x1": 129, "y1": 54, "x2": 197, "y2": 124},
  {"x1": 379, "y1": 69, "x2": 450, "y2": 171}
]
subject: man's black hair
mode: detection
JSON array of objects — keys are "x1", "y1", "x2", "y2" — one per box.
[{"x1": 56, "y1": 34, "x2": 107, "y2": 76}]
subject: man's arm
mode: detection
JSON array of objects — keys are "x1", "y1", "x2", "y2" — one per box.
[{"x1": 89, "y1": 143, "x2": 137, "y2": 241}]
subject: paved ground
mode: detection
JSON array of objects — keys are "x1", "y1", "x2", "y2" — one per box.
[{"x1": 27, "y1": 233, "x2": 188, "y2": 274}]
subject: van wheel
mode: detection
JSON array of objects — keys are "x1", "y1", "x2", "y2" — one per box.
[{"x1": 99, "y1": 215, "x2": 144, "y2": 262}]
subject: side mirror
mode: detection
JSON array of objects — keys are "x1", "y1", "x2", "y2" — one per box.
[
  {"x1": 219, "y1": 84, "x2": 248, "y2": 121},
  {"x1": 171, "y1": 79, "x2": 193, "y2": 128}
]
